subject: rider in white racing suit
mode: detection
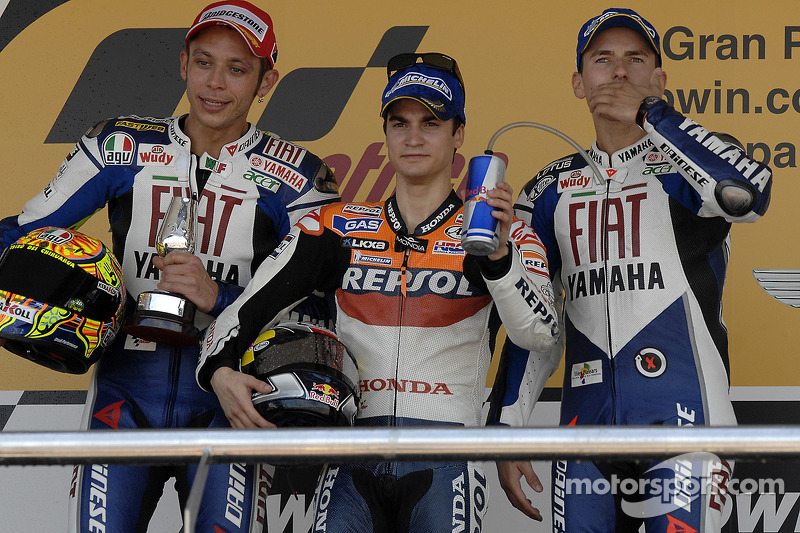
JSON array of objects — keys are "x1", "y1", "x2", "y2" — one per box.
[
  {"x1": 0, "y1": 114, "x2": 338, "y2": 531},
  {"x1": 488, "y1": 8, "x2": 773, "y2": 532},
  {"x1": 197, "y1": 191, "x2": 559, "y2": 531},
  {"x1": 489, "y1": 58, "x2": 772, "y2": 533}
]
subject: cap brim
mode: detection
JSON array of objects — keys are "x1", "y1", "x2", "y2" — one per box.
[{"x1": 380, "y1": 96, "x2": 455, "y2": 121}]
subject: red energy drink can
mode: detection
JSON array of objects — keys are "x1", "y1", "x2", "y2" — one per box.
[{"x1": 461, "y1": 154, "x2": 506, "y2": 255}]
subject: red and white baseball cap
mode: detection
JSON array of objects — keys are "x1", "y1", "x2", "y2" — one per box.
[{"x1": 186, "y1": 1, "x2": 278, "y2": 68}]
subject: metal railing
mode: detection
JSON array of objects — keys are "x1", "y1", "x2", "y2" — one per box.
[
  {"x1": 3, "y1": 426, "x2": 800, "y2": 465},
  {"x1": 3, "y1": 426, "x2": 799, "y2": 531}
]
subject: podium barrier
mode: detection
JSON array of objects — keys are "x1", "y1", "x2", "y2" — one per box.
[{"x1": 2, "y1": 425, "x2": 798, "y2": 532}]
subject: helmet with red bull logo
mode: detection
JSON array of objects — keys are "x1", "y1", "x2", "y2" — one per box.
[
  {"x1": 0, "y1": 227, "x2": 126, "y2": 374},
  {"x1": 241, "y1": 321, "x2": 359, "y2": 427}
]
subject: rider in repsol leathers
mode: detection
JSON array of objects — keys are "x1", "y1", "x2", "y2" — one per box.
[
  {"x1": 488, "y1": 8, "x2": 772, "y2": 533},
  {"x1": 197, "y1": 55, "x2": 559, "y2": 532},
  {"x1": 0, "y1": 3, "x2": 339, "y2": 531}
]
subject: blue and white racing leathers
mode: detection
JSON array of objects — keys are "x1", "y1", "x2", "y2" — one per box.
[
  {"x1": 488, "y1": 100, "x2": 772, "y2": 532},
  {"x1": 0, "y1": 114, "x2": 339, "y2": 533}
]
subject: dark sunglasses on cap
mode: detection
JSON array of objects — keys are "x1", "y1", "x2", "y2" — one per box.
[{"x1": 386, "y1": 52, "x2": 465, "y2": 94}]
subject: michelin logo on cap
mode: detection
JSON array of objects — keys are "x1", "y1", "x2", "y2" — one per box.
[
  {"x1": 384, "y1": 73, "x2": 453, "y2": 102},
  {"x1": 583, "y1": 10, "x2": 656, "y2": 40}
]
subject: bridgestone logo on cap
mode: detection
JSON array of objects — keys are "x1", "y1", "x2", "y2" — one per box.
[{"x1": 201, "y1": 6, "x2": 268, "y2": 41}]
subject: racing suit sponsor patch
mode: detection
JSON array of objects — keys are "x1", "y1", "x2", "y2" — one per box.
[
  {"x1": 571, "y1": 360, "x2": 602, "y2": 387},
  {"x1": 526, "y1": 174, "x2": 556, "y2": 202},
  {"x1": 224, "y1": 463, "x2": 248, "y2": 528},
  {"x1": 124, "y1": 334, "x2": 158, "y2": 351},
  {"x1": 557, "y1": 169, "x2": 593, "y2": 193},
  {"x1": 137, "y1": 144, "x2": 176, "y2": 166},
  {"x1": 200, "y1": 153, "x2": 229, "y2": 175},
  {"x1": 444, "y1": 224, "x2": 463, "y2": 240},
  {"x1": 268, "y1": 234, "x2": 295, "y2": 260},
  {"x1": 342, "y1": 203, "x2": 382, "y2": 217},
  {"x1": 520, "y1": 250, "x2": 548, "y2": 277},
  {"x1": 432, "y1": 240, "x2": 464, "y2": 255},
  {"x1": 115, "y1": 120, "x2": 166, "y2": 133},
  {"x1": 352, "y1": 250, "x2": 392, "y2": 266},
  {"x1": 314, "y1": 466, "x2": 339, "y2": 532},
  {"x1": 332, "y1": 215, "x2": 382, "y2": 235},
  {"x1": 634, "y1": 347, "x2": 667, "y2": 378},
  {"x1": 242, "y1": 170, "x2": 281, "y2": 193},
  {"x1": 249, "y1": 154, "x2": 307, "y2": 192},
  {"x1": 102, "y1": 132, "x2": 135, "y2": 165},
  {"x1": 262, "y1": 137, "x2": 307, "y2": 166},
  {"x1": 340, "y1": 237, "x2": 389, "y2": 251}
]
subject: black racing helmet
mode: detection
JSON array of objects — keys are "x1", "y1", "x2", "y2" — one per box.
[
  {"x1": 241, "y1": 322, "x2": 359, "y2": 427},
  {"x1": 0, "y1": 227, "x2": 126, "y2": 374}
]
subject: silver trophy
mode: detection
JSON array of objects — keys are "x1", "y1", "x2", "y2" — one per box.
[{"x1": 125, "y1": 196, "x2": 200, "y2": 345}]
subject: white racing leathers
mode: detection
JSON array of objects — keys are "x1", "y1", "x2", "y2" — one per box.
[
  {"x1": 488, "y1": 100, "x2": 772, "y2": 533},
  {"x1": 197, "y1": 191, "x2": 559, "y2": 532},
  {"x1": 0, "y1": 115, "x2": 339, "y2": 533}
]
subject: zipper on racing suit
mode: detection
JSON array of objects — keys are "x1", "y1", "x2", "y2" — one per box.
[
  {"x1": 601, "y1": 174, "x2": 618, "y2": 424},
  {"x1": 393, "y1": 246, "x2": 411, "y2": 426}
]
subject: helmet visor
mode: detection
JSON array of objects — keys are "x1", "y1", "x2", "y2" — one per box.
[{"x1": 0, "y1": 246, "x2": 121, "y2": 321}]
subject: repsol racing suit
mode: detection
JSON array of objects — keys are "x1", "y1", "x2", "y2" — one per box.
[
  {"x1": 488, "y1": 100, "x2": 772, "y2": 532},
  {"x1": 0, "y1": 115, "x2": 339, "y2": 533},
  {"x1": 196, "y1": 191, "x2": 559, "y2": 533}
]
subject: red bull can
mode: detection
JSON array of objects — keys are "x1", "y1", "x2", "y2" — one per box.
[{"x1": 461, "y1": 154, "x2": 506, "y2": 255}]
